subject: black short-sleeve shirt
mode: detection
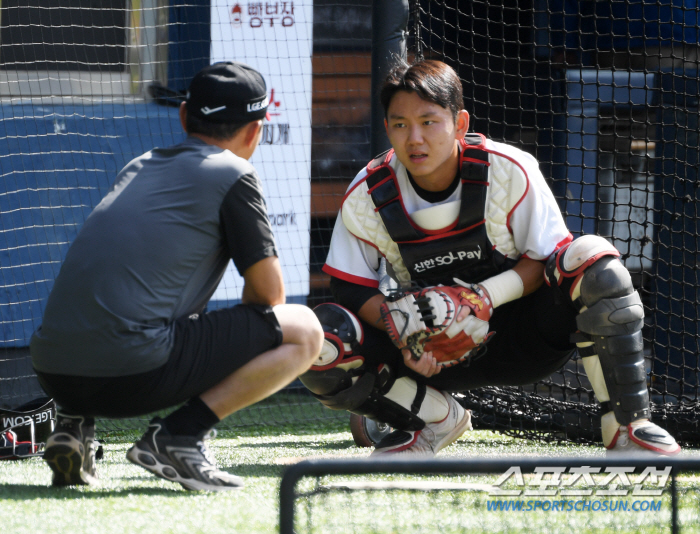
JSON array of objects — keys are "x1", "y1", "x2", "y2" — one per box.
[{"x1": 31, "y1": 136, "x2": 277, "y2": 377}]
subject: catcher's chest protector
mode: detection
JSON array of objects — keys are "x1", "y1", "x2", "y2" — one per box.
[{"x1": 364, "y1": 135, "x2": 514, "y2": 286}]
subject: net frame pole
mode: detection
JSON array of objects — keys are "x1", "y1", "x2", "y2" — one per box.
[
  {"x1": 370, "y1": 0, "x2": 409, "y2": 157},
  {"x1": 280, "y1": 456, "x2": 694, "y2": 534}
]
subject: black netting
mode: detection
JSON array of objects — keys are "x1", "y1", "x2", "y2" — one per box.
[
  {"x1": 2, "y1": 1, "x2": 699, "y2": 445},
  {"x1": 412, "y1": 0, "x2": 700, "y2": 445}
]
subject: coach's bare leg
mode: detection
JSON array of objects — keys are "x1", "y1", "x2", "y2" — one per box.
[{"x1": 199, "y1": 304, "x2": 323, "y2": 419}]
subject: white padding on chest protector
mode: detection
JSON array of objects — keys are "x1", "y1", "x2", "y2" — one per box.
[
  {"x1": 342, "y1": 181, "x2": 411, "y2": 283},
  {"x1": 409, "y1": 200, "x2": 460, "y2": 230}
]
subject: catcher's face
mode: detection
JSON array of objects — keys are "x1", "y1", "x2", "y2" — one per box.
[{"x1": 384, "y1": 90, "x2": 469, "y2": 192}]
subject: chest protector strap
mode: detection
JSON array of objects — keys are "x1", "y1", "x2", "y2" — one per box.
[
  {"x1": 365, "y1": 135, "x2": 488, "y2": 241},
  {"x1": 364, "y1": 135, "x2": 510, "y2": 284}
]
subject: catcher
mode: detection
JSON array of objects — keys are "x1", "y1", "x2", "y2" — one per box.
[{"x1": 299, "y1": 58, "x2": 680, "y2": 456}]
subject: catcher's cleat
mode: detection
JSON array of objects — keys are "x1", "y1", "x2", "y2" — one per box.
[
  {"x1": 606, "y1": 417, "x2": 681, "y2": 456},
  {"x1": 371, "y1": 393, "x2": 471, "y2": 457},
  {"x1": 127, "y1": 417, "x2": 243, "y2": 491},
  {"x1": 43, "y1": 414, "x2": 98, "y2": 486},
  {"x1": 370, "y1": 428, "x2": 421, "y2": 455}
]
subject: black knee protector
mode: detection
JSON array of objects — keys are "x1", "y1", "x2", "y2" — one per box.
[
  {"x1": 298, "y1": 303, "x2": 426, "y2": 431},
  {"x1": 299, "y1": 303, "x2": 365, "y2": 395},
  {"x1": 574, "y1": 253, "x2": 650, "y2": 425},
  {"x1": 304, "y1": 364, "x2": 425, "y2": 431}
]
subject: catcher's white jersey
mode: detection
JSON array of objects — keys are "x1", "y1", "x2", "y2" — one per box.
[{"x1": 323, "y1": 137, "x2": 572, "y2": 288}]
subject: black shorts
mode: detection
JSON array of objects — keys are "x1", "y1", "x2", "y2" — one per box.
[{"x1": 35, "y1": 304, "x2": 283, "y2": 417}]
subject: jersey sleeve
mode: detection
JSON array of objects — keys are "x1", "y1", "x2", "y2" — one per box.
[
  {"x1": 330, "y1": 276, "x2": 382, "y2": 315},
  {"x1": 322, "y1": 210, "x2": 383, "y2": 288},
  {"x1": 220, "y1": 172, "x2": 278, "y2": 275},
  {"x1": 507, "y1": 154, "x2": 573, "y2": 261}
]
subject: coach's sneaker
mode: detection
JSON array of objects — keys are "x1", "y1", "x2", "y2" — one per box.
[
  {"x1": 371, "y1": 393, "x2": 472, "y2": 457},
  {"x1": 126, "y1": 417, "x2": 243, "y2": 491},
  {"x1": 43, "y1": 414, "x2": 98, "y2": 486},
  {"x1": 603, "y1": 412, "x2": 680, "y2": 456}
]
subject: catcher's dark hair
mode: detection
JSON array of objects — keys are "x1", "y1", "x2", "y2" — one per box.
[
  {"x1": 380, "y1": 58, "x2": 463, "y2": 120},
  {"x1": 185, "y1": 113, "x2": 250, "y2": 141}
]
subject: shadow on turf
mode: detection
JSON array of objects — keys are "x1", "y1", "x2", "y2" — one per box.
[
  {"x1": 0, "y1": 483, "x2": 188, "y2": 500},
  {"x1": 221, "y1": 463, "x2": 285, "y2": 478},
  {"x1": 2, "y1": 466, "x2": 294, "y2": 489},
  {"x1": 122, "y1": 465, "x2": 291, "y2": 481},
  {"x1": 237, "y1": 439, "x2": 356, "y2": 451}
]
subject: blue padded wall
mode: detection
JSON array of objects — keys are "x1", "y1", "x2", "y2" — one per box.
[{"x1": 0, "y1": 102, "x2": 184, "y2": 347}]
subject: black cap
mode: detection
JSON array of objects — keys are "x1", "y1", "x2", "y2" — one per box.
[{"x1": 186, "y1": 61, "x2": 270, "y2": 124}]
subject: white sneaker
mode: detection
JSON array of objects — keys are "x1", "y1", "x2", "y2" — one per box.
[
  {"x1": 606, "y1": 416, "x2": 680, "y2": 456},
  {"x1": 371, "y1": 392, "x2": 472, "y2": 457}
]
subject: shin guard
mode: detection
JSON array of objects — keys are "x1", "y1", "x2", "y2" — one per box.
[
  {"x1": 548, "y1": 237, "x2": 650, "y2": 425},
  {"x1": 574, "y1": 258, "x2": 650, "y2": 424}
]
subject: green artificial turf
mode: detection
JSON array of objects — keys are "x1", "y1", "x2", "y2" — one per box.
[{"x1": 1, "y1": 419, "x2": 698, "y2": 534}]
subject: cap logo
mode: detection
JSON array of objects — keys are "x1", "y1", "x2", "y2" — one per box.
[
  {"x1": 201, "y1": 105, "x2": 227, "y2": 115},
  {"x1": 247, "y1": 95, "x2": 269, "y2": 113}
]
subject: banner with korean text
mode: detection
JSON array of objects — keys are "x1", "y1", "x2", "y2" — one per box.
[{"x1": 210, "y1": 1, "x2": 312, "y2": 304}]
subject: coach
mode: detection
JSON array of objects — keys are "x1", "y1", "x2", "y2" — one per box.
[{"x1": 30, "y1": 62, "x2": 323, "y2": 491}]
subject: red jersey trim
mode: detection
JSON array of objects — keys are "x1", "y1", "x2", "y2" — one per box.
[
  {"x1": 461, "y1": 156, "x2": 491, "y2": 166},
  {"x1": 475, "y1": 146, "x2": 531, "y2": 234},
  {"x1": 397, "y1": 220, "x2": 486, "y2": 244},
  {"x1": 523, "y1": 234, "x2": 573, "y2": 262},
  {"x1": 322, "y1": 264, "x2": 380, "y2": 288}
]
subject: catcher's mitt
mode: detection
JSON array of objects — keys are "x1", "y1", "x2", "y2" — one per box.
[{"x1": 380, "y1": 284, "x2": 494, "y2": 367}]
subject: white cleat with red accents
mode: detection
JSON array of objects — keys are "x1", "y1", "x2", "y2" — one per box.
[
  {"x1": 603, "y1": 412, "x2": 680, "y2": 456},
  {"x1": 370, "y1": 392, "x2": 472, "y2": 457}
]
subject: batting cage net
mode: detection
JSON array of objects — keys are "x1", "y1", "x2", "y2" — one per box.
[
  {"x1": 408, "y1": 0, "x2": 700, "y2": 445},
  {"x1": 1, "y1": 1, "x2": 700, "y2": 444},
  {"x1": 279, "y1": 457, "x2": 700, "y2": 534}
]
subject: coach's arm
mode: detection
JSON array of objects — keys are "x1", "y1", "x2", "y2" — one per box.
[{"x1": 241, "y1": 256, "x2": 286, "y2": 306}]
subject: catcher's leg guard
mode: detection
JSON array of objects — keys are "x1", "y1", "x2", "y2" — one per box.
[
  {"x1": 547, "y1": 236, "x2": 679, "y2": 454},
  {"x1": 298, "y1": 304, "x2": 427, "y2": 431},
  {"x1": 575, "y1": 256, "x2": 649, "y2": 425}
]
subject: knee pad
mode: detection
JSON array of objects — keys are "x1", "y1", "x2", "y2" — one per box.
[
  {"x1": 546, "y1": 235, "x2": 622, "y2": 310},
  {"x1": 310, "y1": 303, "x2": 365, "y2": 371},
  {"x1": 574, "y1": 252, "x2": 644, "y2": 340},
  {"x1": 299, "y1": 303, "x2": 365, "y2": 396}
]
